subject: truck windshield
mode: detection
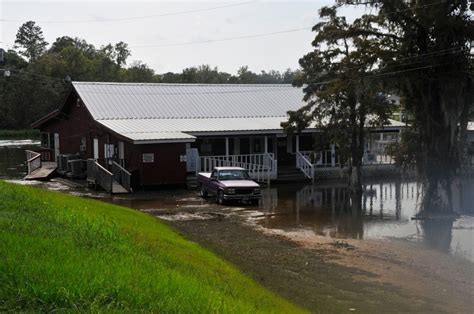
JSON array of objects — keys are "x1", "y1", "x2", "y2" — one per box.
[{"x1": 218, "y1": 170, "x2": 251, "y2": 181}]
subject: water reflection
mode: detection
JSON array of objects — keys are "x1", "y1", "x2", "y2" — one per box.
[{"x1": 258, "y1": 179, "x2": 474, "y2": 261}]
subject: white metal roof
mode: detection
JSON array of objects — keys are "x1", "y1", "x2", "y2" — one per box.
[
  {"x1": 72, "y1": 82, "x2": 405, "y2": 143},
  {"x1": 73, "y1": 82, "x2": 304, "y2": 120}
]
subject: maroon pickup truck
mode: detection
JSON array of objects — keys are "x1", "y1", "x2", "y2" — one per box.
[{"x1": 197, "y1": 167, "x2": 261, "y2": 204}]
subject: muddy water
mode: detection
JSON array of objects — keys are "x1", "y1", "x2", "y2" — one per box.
[
  {"x1": 0, "y1": 140, "x2": 40, "y2": 179},
  {"x1": 1, "y1": 142, "x2": 473, "y2": 262}
]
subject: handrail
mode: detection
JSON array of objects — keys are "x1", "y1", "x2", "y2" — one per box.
[
  {"x1": 112, "y1": 161, "x2": 132, "y2": 192},
  {"x1": 96, "y1": 162, "x2": 113, "y2": 193},
  {"x1": 296, "y1": 151, "x2": 315, "y2": 182},
  {"x1": 25, "y1": 150, "x2": 42, "y2": 174}
]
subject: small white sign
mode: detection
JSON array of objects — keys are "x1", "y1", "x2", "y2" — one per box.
[
  {"x1": 180, "y1": 155, "x2": 187, "y2": 162},
  {"x1": 142, "y1": 153, "x2": 155, "y2": 163}
]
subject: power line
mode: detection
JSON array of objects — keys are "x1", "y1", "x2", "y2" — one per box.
[
  {"x1": 129, "y1": 27, "x2": 311, "y2": 48},
  {"x1": 0, "y1": 1, "x2": 255, "y2": 23},
  {"x1": 128, "y1": 1, "x2": 448, "y2": 49}
]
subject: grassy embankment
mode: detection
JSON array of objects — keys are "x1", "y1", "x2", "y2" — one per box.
[
  {"x1": 0, "y1": 181, "x2": 304, "y2": 312},
  {"x1": 0, "y1": 129, "x2": 39, "y2": 140}
]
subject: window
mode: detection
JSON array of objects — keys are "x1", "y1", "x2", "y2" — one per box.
[
  {"x1": 218, "y1": 169, "x2": 250, "y2": 181},
  {"x1": 200, "y1": 140, "x2": 213, "y2": 154},
  {"x1": 210, "y1": 170, "x2": 218, "y2": 179},
  {"x1": 40, "y1": 132, "x2": 49, "y2": 148},
  {"x1": 142, "y1": 153, "x2": 154, "y2": 163},
  {"x1": 80, "y1": 136, "x2": 86, "y2": 152}
]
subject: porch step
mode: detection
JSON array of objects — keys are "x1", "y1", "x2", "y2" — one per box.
[
  {"x1": 112, "y1": 180, "x2": 128, "y2": 194},
  {"x1": 186, "y1": 175, "x2": 199, "y2": 189},
  {"x1": 277, "y1": 166, "x2": 311, "y2": 183}
]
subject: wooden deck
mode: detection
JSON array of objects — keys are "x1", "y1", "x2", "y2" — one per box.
[{"x1": 24, "y1": 162, "x2": 57, "y2": 180}]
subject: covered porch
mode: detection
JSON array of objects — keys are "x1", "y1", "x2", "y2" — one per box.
[{"x1": 186, "y1": 130, "x2": 401, "y2": 183}]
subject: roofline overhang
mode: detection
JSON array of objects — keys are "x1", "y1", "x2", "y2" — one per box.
[
  {"x1": 31, "y1": 109, "x2": 61, "y2": 128},
  {"x1": 133, "y1": 138, "x2": 196, "y2": 144},
  {"x1": 185, "y1": 126, "x2": 404, "y2": 137}
]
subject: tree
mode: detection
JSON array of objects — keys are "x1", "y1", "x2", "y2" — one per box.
[
  {"x1": 114, "y1": 41, "x2": 131, "y2": 68},
  {"x1": 14, "y1": 21, "x2": 48, "y2": 62},
  {"x1": 345, "y1": 0, "x2": 474, "y2": 213},
  {"x1": 122, "y1": 61, "x2": 156, "y2": 82},
  {"x1": 283, "y1": 6, "x2": 393, "y2": 197}
]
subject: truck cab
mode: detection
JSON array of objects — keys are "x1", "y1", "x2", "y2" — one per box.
[{"x1": 197, "y1": 167, "x2": 261, "y2": 204}]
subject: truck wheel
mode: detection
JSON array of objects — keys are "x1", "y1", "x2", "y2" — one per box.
[
  {"x1": 217, "y1": 190, "x2": 225, "y2": 205},
  {"x1": 199, "y1": 185, "x2": 208, "y2": 198}
]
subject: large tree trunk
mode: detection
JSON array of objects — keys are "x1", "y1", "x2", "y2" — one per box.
[
  {"x1": 348, "y1": 93, "x2": 365, "y2": 198},
  {"x1": 414, "y1": 77, "x2": 471, "y2": 214}
]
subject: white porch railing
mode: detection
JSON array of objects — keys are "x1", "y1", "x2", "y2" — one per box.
[
  {"x1": 198, "y1": 153, "x2": 277, "y2": 183},
  {"x1": 364, "y1": 140, "x2": 396, "y2": 164},
  {"x1": 296, "y1": 151, "x2": 315, "y2": 182},
  {"x1": 25, "y1": 150, "x2": 42, "y2": 174}
]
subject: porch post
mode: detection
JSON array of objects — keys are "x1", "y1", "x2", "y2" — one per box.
[
  {"x1": 234, "y1": 138, "x2": 240, "y2": 155},
  {"x1": 264, "y1": 136, "x2": 268, "y2": 154},
  {"x1": 225, "y1": 137, "x2": 229, "y2": 157},
  {"x1": 296, "y1": 135, "x2": 300, "y2": 153},
  {"x1": 331, "y1": 144, "x2": 336, "y2": 167}
]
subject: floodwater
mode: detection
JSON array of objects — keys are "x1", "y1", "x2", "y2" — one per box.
[
  {"x1": 0, "y1": 140, "x2": 40, "y2": 179},
  {"x1": 1, "y1": 141, "x2": 473, "y2": 262}
]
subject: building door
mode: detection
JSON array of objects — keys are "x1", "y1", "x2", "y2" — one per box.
[
  {"x1": 277, "y1": 137, "x2": 290, "y2": 164},
  {"x1": 54, "y1": 133, "x2": 60, "y2": 161},
  {"x1": 186, "y1": 148, "x2": 199, "y2": 173},
  {"x1": 93, "y1": 138, "x2": 99, "y2": 159}
]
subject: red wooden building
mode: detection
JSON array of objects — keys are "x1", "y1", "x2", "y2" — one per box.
[{"x1": 32, "y1": 82, "x2": 404, "y2": 191}]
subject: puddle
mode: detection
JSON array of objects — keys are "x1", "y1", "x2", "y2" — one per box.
[{"x1": 156, "y1": 212, "x2": 224, "y2": 221}]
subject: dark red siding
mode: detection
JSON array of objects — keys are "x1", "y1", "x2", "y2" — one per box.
[
  {"x1": 134, "y1": 143, "x2": 187, "y2": 186},
  {"x1": 38, "y1": 91, "x2": 187, "y2": 186}
]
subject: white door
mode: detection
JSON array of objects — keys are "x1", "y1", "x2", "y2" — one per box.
[
  {"x1": 118, "y1": 141, "x2": 124, "y2": 160},
  {"x1": 93, "y1": 138, "x2": 99, "y2": 159},
  {"x1": 186, "y1": 148, "x2": 199, "y2": 173},
  {"x1": 54, "y1": 133, "x2": 60, "y2": 161}
]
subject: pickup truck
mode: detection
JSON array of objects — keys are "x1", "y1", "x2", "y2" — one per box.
[{"x1": 197, "y1": 167, "x2": 261, "y2": 204}]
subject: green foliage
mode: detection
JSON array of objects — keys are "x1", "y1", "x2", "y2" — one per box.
[
  {"x1": 346, "y1": 0, "x2": 473, "y2": 211},
  {"x1": 0, "y1": 129, "x2": 39, "y2": 140},
  {"x1": 14, "y1": 21, "x2": 48, "y2": 62},
  {"x1": 385, "y1": 129, "x2": 419, "y2": 169},
  {"x1": 0, "y1": 181, "x2": 303, "y2": 313},
  {"x1": 283, "y1": 5, "x2": 394, "y2": 181},
  {"x1": 2, "y1": 21, "x2": 301, "y2": 130}
]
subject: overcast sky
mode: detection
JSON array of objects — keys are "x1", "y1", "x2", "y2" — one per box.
[{"x1": 0, "y1": 1, "x2": 364, "y2": 74}]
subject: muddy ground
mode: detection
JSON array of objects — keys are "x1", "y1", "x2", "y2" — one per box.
[{"x1": 144, "y1": 203, "x2": 473, "y2": 314}]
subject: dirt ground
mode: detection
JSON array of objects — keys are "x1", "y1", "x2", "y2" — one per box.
[{"x1": 146, "y1": 205, "x2": 473, "y2": 314}]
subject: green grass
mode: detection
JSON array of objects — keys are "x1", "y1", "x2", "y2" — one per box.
[
  {"x1": 0, "y1": 181, "x2": 304, "y2": 313},
  {"x1": 0, "y1": 129, "x2": 40, "y2": 140}
]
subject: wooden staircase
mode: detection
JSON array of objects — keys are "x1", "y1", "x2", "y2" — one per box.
[
  {"x1": 277, "y1": 155, "x2": 311, "y2": 183},
  {"x1": 87, "y1": 159, "x2": 131, "y2": 194}
]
